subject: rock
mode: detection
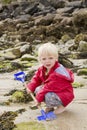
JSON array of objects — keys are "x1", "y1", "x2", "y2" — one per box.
[
  {"x1": 21, "y1": 54, "x2": 37, "y2": 61},
  {"x1": 20, "y1": 43, "x2": 32, "y2": 54},
  {"x1": 72, "y1": 8, "x2": 87, "y2": 29},
  {"x1": 0, "y1": 47, "x2": 21, "y2": 60},
  {"x1": 77, "y1": 68, "x2": 87, "y2": 75},
  {"x1": 78, "y1": 41, "x2": 87, "y2": 51},
  {"x1": 48, "y1": 0, "x2": 68, "y2": 9}
]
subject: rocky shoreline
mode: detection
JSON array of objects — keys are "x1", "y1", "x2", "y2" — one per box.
[{"x1": 0, "y1": 0, "x2": 87, "y2": 75}]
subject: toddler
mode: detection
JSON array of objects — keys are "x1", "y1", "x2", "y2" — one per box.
[{"x1": 26, "y1": 43, "x2": 74, "y2": 114}]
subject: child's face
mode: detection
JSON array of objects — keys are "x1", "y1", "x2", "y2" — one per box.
[{"x1": 40, "y1": 55, "x2": 57, "y2": 71}]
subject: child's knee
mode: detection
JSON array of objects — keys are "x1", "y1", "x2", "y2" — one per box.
[
  {"x1": 45, "y1": 92, "x2": 53, "y2": 102},
  {"x1": 34, "y1": 86, "x2": 42, "y2": 94}
]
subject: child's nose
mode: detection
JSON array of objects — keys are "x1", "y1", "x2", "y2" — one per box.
[{"x1": 46, "y1": 59, "x2": 50, "y2": 62}]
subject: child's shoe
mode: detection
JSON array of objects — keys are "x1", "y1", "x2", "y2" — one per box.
[{"x1": 45, "y1": 107, "x2": 54, "y2": 113}]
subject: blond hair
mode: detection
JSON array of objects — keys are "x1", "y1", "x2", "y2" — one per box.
[{"x1": 38, "y1": 42, "x2": 58, "y2": 60}]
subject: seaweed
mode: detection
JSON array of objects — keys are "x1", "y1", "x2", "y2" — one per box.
[{"x1": 0, "y1": 109, "x2": 26, "y2": 130}]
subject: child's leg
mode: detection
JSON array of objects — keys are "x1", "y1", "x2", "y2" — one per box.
[
  {"x1": 45, "y1": 92, "x2": 65, "y2": 114},
  {"x1": 54, "y1": 105, "x2": 65, "y2": 114}
]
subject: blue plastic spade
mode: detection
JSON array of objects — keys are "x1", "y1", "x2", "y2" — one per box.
[
  {"x1": 37, "y1": 109, "x2": 56, "y2": 121},
  {"x1": 14, "y1": 71, "x2": 25, "y2": 83},
  {"x1": 14, "y1": 71, "x2": 56, "y2": 121}
]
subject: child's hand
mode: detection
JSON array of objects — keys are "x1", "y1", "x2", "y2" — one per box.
[
  {"x1": 30, "y1": 100, "x2": 41, "y2": 110},
  {"x1": 30, "y1": 101, "x2": 41, "y2": 110},
  {"x1": 35, "y1": 101, "x2": 41, "y2": 107},
  {"x1": 26, "y1": 88, "x2": 32, "y2": 94}
]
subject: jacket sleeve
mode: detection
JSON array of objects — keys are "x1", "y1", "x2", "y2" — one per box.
[{"x1": 27, "y1": 69, "x2": 42, "y2": 92}]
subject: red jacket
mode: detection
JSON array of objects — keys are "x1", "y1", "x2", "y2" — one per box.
[{"x1": 27, "y1": 61, "x2": 74, "y2": 107}]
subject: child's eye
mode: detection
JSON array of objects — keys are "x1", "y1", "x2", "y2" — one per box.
[
  {"x1": 42, "y1": 58, "x2": 46, "y2": 60},
  {"x1": 49, "y1": 57, "x2": 53, "y2": 59}
]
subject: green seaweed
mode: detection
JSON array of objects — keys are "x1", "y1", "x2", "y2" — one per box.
[
  {"x1": 72, "y1": 82, "x2": 84, "y2": 88},
  {"x1": 13, "y1": 121, "x2": 46, "y2": 130},
  {"x1": 77, "y1": 68, "x2": 87, "y2": 76},
  {"x1": 9, "y1": 89, "x2": 32, "y2": 103}
]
